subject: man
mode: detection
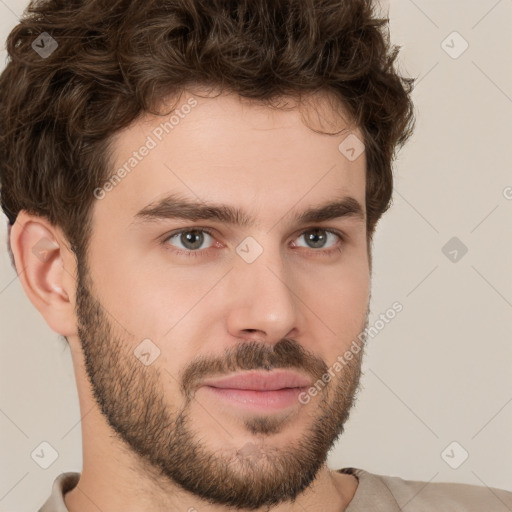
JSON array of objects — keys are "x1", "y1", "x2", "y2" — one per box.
[{"x1": 1, "y1": 0, "x2": 510, "y2": 511}]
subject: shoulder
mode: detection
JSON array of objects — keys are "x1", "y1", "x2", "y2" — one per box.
[
  {"x1": 339, "y1": 467, "x2": 512, "y2": 511},
  {"x1": 379, "y1": 472, "x2": 512, "y2": 511}
]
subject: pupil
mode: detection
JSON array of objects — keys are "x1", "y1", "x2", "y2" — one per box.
[
  {"x1": 182, "y1": 230, "x2": 203, "y2": 250},
  {"x1": 307, "y1": 229, "x2": 326, "y2": 248}
]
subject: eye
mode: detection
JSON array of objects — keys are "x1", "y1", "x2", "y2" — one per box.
[
  {"x1": 293, "y1": 228, "x2": 342, "y2": 250},
  {"x1": 161, "y1": 226, "x2": 344, "y2": 258},
  {"x1": 165, "y1": 229, "x2": 216, "y2": 252}
]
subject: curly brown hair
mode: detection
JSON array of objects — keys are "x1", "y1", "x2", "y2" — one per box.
[{"x1": 0, "y1": 0, "x2": 415, "y2": 263}]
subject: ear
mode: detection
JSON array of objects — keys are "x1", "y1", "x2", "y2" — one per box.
[{"x1": 9, "y1": 211, "x2": 78, "y2": 337}]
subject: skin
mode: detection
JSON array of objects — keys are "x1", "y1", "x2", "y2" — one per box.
[{"x1": 10, "y1": 89, "x2": 370, "y2": 512}]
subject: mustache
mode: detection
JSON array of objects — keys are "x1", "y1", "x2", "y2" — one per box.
[{"x1": 180, "y1": 338, "x2": 328, "y2": 400}]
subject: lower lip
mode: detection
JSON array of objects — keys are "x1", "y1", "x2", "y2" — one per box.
[{"x1": 201, "y1": 386, "x2": 307, "y2": 412}]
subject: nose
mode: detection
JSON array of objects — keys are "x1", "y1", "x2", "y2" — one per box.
[{"x1": 224, "y1": 242, "x2": 300, "y2": 344}]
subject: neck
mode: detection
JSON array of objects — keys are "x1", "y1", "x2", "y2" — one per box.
[{"x1": 64, "y1": 462, "x2": 358, "y2": 512}]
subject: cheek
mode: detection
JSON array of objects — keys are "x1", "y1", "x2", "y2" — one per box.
[
  {"x1": 294, "y1": 258, "x2": 370, "y2": 337},
  {"x1": 97, "y1": 260, "x2": 227, "y2": 354}
]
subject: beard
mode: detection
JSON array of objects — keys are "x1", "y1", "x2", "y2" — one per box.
[{"x1": 74, "y1": 258, "x2": 367, "y2": 510}]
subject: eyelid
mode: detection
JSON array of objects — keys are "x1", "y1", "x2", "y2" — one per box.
[
  {"x1": 161, "y1": 226, "x2": 218, "y2": 251},
  {"x1": 291, "y1": 226, "x2": 345, "y2": 242},
  {"x1": 160, "y1": 226, "x2": 346, "y2": 256}
]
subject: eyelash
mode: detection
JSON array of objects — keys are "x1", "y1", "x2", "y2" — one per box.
[{"x1": 161, "y1": 227, "x2": 345, "y2": 258}]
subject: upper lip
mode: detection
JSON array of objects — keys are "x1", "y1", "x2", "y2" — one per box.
[{"x1": 201, "y1": 370, "x2": 313, "y2": 391}]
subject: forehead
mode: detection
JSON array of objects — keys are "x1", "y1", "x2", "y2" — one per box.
[{"x1": 96, "y1": 89, "x2": 366, "y2": 229}]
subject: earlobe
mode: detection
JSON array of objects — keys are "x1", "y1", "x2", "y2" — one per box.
[{"x1": 9, "y1": 211, "x2": 78, "y2": 337}]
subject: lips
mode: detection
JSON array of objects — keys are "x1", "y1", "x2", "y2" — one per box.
[{"x1": 201, "y1": 370, "x2": 312, "y2": 391}]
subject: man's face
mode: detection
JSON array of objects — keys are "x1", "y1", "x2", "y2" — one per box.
[{"x1": 74, "y1": 90, "x2": 370, "y2": 508}]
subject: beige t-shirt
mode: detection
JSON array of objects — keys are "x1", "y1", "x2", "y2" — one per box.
[{"x1": 38, "y1": 467, "x2": 512, "y2": 511}]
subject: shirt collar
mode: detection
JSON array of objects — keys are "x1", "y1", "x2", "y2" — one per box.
[
  {"x1": 40, "y1": 467, "x2": 402, "y2": 512},
  {"x1": 339, "y1": 467, "x2": 402, "y2": 512}
]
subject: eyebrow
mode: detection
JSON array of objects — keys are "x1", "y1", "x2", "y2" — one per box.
[{"x1": 131, "y1": 192, "x2": 365, "y2": 227}]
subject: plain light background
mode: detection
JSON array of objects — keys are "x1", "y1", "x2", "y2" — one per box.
[{"x1": 1, "y1": 0, "x2": 511, "y2": 510}]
